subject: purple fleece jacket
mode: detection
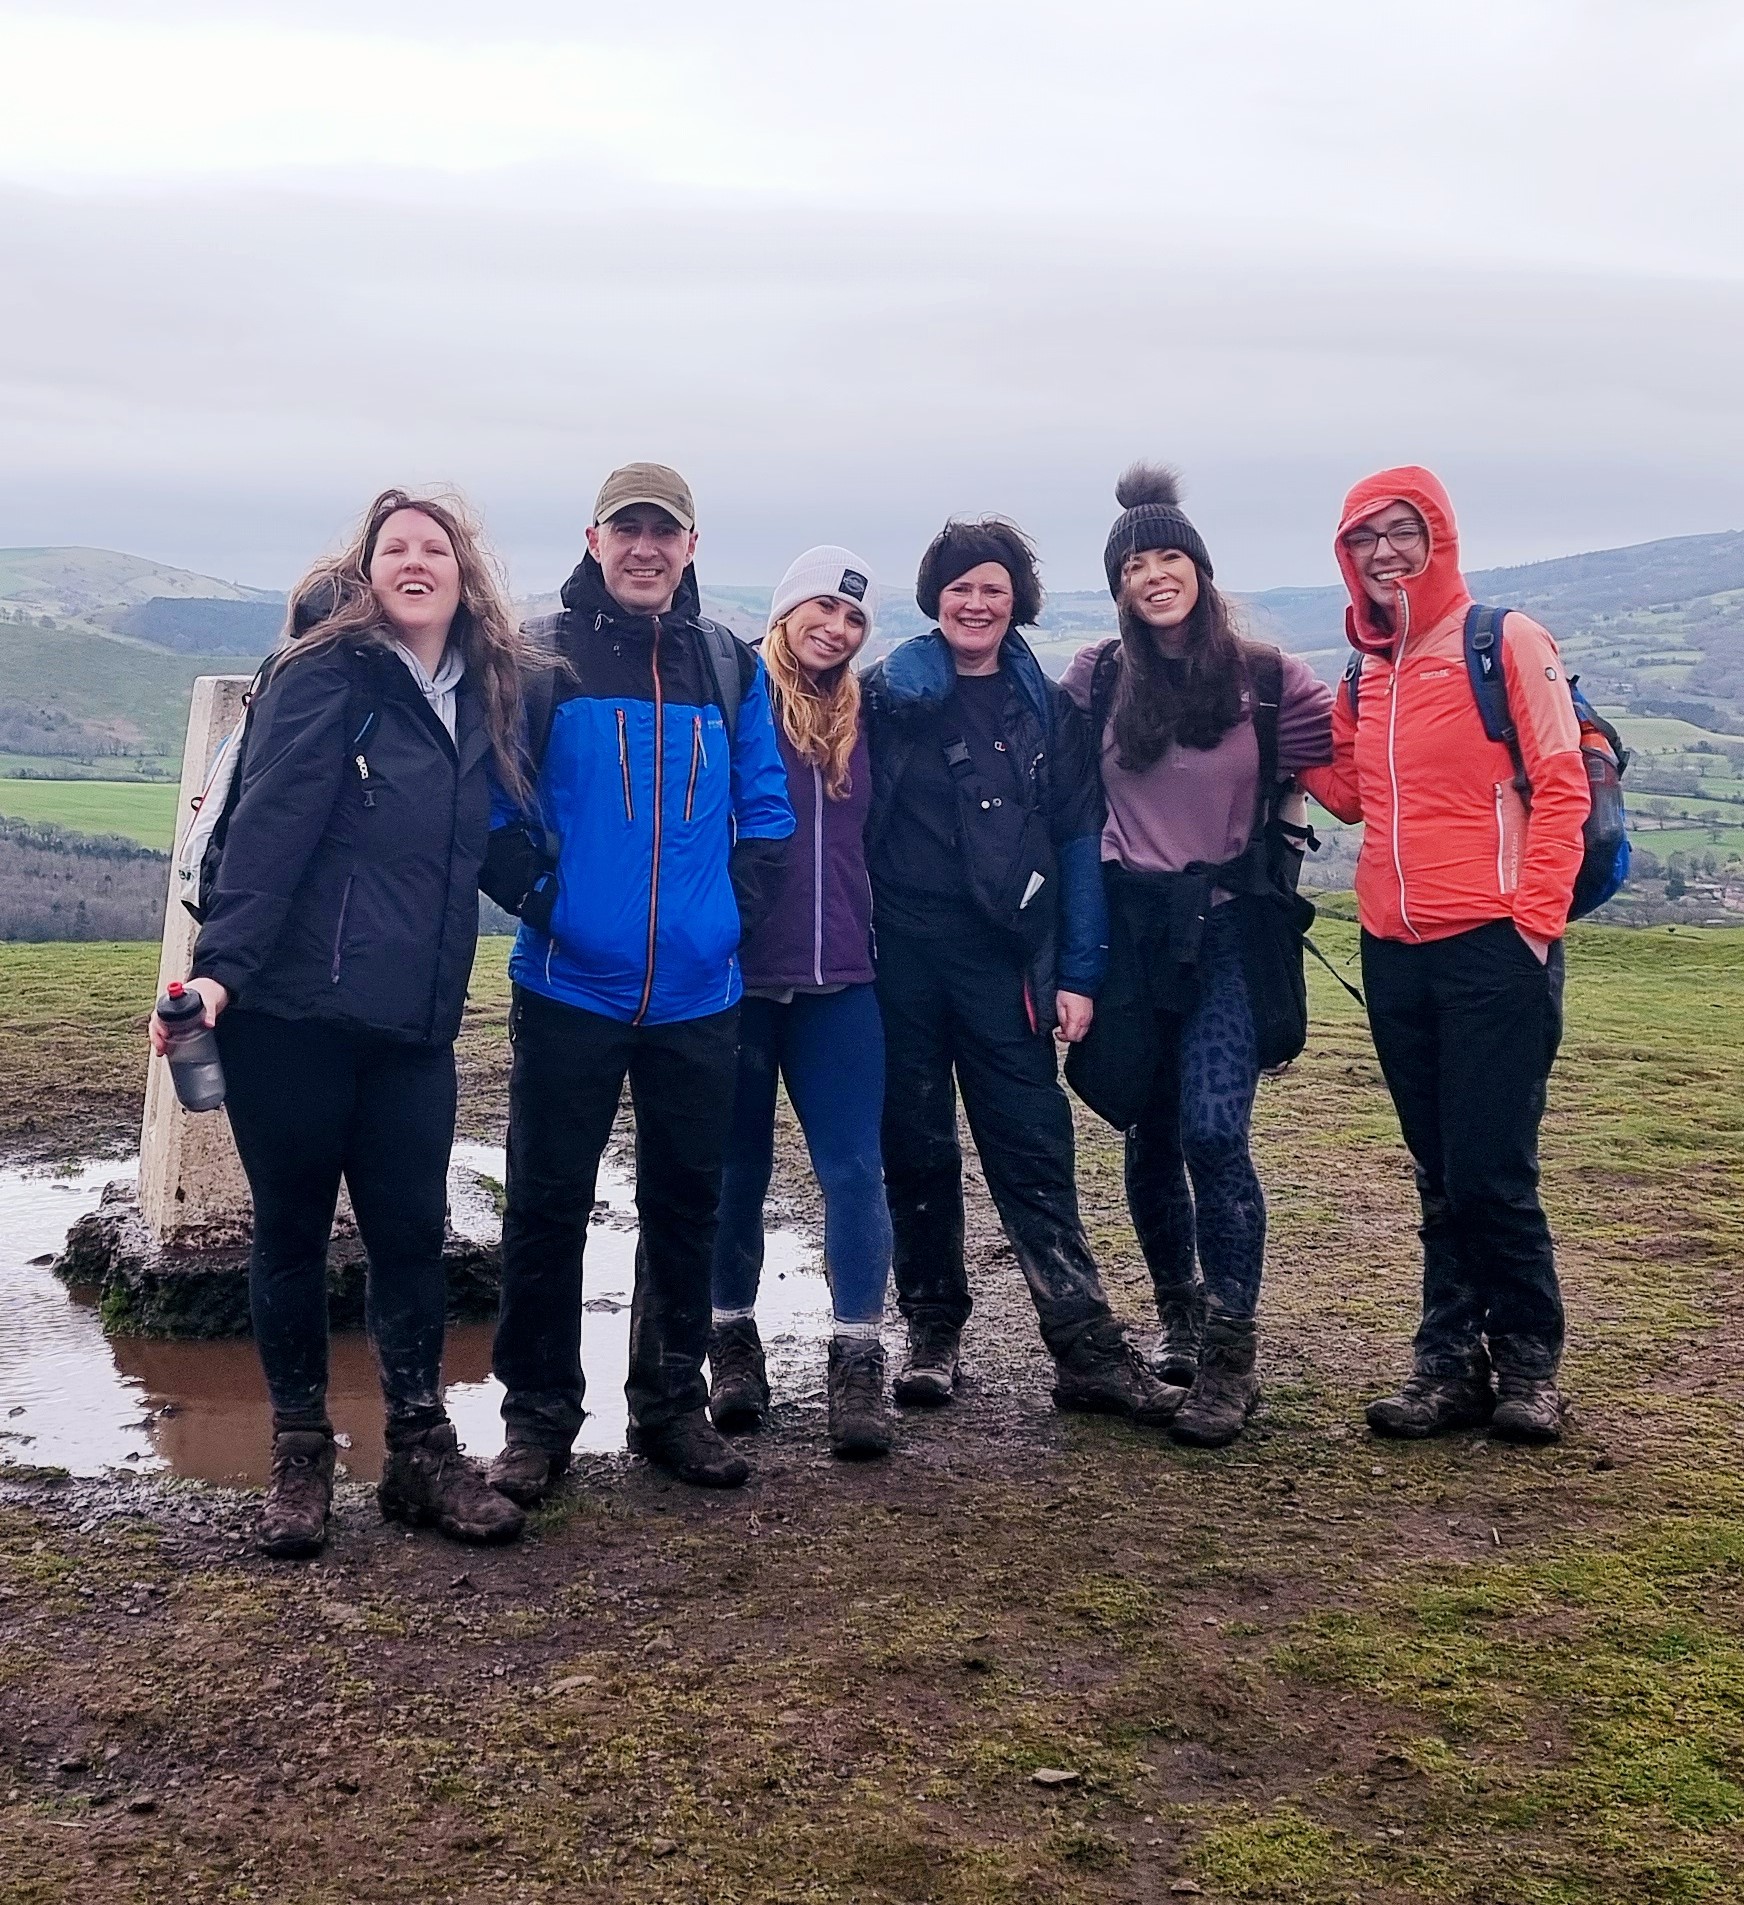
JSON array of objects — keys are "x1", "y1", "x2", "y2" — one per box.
[
  {"x1": 737, "y1": 717, "x2": 875, "y2": 990},
  {"x1": 1061, "y1": 641, "x2": 1334, "y2": 874}
]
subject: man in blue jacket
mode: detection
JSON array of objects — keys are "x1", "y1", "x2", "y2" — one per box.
[{"x1": 481, "y1": 464, "x2": 795, "y2": 1493}]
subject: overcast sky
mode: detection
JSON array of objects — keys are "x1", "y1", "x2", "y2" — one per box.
[{"x1": 2, "y1": 0, "x2": 1741, "y2": 597}]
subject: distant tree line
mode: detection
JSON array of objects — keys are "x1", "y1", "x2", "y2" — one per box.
[{"x1": 0, "y1": 816, "x2": 171, "y2": 941}]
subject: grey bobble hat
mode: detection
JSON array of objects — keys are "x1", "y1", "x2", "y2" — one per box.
[
  {"x1": 767, "y1": 545, "x2": 879, "y2": 635},
  {"x1": 1102, "y1": 462, "x2": 1213, "y2": 597}
]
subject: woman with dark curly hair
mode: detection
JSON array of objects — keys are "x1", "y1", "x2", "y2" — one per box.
[{"x1": 860, "y1": 516, "x2": 1177, "y2": 1426}]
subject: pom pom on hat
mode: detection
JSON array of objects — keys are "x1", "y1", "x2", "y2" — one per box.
[{"x1": 1103, "y1": 462, "x2": 1212, "y2": 597}]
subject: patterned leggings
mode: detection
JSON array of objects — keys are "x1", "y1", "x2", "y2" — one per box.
[{"x1": 1123, "y1": 902, "x2": 1267, "y2": 1319}]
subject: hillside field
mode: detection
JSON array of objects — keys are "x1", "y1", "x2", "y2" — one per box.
[
  {"x1": 2, "y1": 923, "x2": 1742, "y2": 1901},
  {"x1": 0, "y1": 779, "x2": 181, "y2": 849}
]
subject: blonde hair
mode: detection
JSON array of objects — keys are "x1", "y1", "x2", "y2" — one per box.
[
  {"x1": 763, "y1": 615, "x2": 862, "y2": 799},
  {"x1": 274, "y1": 486, "x2": 542, "y2": 803}
]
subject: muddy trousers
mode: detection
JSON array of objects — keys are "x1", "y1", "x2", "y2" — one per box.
[
  {"x1": 1361, "y1": 921, "x2": 1566, "y2": 1380},
  {"x1": 875, "y1": 922, "x2": 1112, "y2": 1355},
  {"x1": 1126, "y1": 903, "x2": 1267, "y2": 1321},
  {"x1": 217, "y1": 1008, "x2": 454, "y2": 1440},
  {"x1": 493, "y1": 986, "x2": 739, "y2": 1447},
  {"x1": 711, "y1": 985, "x2": 893, "y2": 1328}
]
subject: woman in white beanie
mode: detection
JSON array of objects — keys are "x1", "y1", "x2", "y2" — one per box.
[{"x1": 706, "y1": 547, "x2": 895, "y2": 1457}]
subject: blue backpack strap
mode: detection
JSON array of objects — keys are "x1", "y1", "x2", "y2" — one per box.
[{"x1": 1463, "y1": 604, "x2": 1529, "y2": 794}]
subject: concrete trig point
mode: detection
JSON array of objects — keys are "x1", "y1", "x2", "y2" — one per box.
[{"x1": 139, "y1": 675, "x2": 254, "y2": 1248}]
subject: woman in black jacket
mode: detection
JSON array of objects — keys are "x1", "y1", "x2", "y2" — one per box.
[{"x1": 149, "y1": 488, "x2": 533, "y2": 1558}]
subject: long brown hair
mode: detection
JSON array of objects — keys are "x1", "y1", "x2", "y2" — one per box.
[
  {"x1": 1108, "y1": 578, "x2": 1248, "y2": 773},
  {"x1": 762, "y1": 617, "x2": 862, "y2": 798},
  {"x1": 274, "y1": 486, "x2": 539, "y2": 802}
]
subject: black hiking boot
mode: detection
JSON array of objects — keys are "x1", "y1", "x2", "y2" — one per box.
[
  {"x1": 486, "y1": 1440, "x2": 572, "y2": 1508},
  {"x1": 1366, "y1": 1367, "x2": 1496, "y2": 1439},
  {"x1": 1148, "y1": 1282, "x2": 1206, "y2": 1387},
  {"x1": 707, "y1": 1318, "x2": 770, "y2": 1433},
  {"x1": 1052, "y1": 1321, "x2": 1187, "y2": 1427},
  {"x1": 893, "y1": 1320, "x2": 961, "y2": 1408},
  {"x1": 1171, "y1": 1311, "x2": 1259, "y2": 1448},
  {"x1": 258, "y1": 1429, "x2": 335, "y2": 1560},
  {"x1": 628, "y1": 1410, "x2": 750, "y2": 1489},
  {"x1": 827, "y1": 1337, "x2": 894, "y2": 1458},
  {"x1": 379, "y1": 1422, "x2": 526, "y2": 1545},
  {"x1": 1490, "y1": 1372, "x2": 1566, "y2": 1445}
]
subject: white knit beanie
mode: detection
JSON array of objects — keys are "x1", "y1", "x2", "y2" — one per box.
[{"x1": 767, "y1": 545, "x2": 878, "y2": 636}]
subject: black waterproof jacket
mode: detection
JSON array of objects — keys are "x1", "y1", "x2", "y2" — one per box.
[{"x1": 192, "y1": 638, "x2": 492, "y2": 1045}]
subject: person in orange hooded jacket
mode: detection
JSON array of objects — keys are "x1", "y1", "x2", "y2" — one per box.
[{"x1": 1299, "y1": 466, "x2": 1589, "y2": 1445}]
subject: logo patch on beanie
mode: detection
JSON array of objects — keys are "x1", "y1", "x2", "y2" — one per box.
[{"x1": 837, "y1": 569, "x2": 868, "y2": 601}]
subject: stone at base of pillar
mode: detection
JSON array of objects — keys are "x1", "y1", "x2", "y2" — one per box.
[{"x1": 54, "y1": 1180, "x2": 500, "y2": 1338}]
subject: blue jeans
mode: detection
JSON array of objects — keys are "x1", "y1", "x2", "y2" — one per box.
[
  {"x1": 1124, "y1": 903, "x2": 1267, "y2": 1320},
  {"x1": 711, "y1": 985, "x2": 893, "y2": 1328}
]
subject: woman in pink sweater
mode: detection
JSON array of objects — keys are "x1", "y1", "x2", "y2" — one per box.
[{"x1": 1062, "y1": 466, "x2": 1332, "y2": 1446}]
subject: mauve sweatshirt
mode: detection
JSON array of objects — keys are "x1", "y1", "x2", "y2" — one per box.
[{"x1": 1060, "y1": 641, "x2": 1334, "y2": 875}]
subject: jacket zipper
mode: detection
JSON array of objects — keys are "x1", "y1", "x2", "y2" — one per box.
[
  {"x1": 1494, "y1": 782, "x2": 1508, "y2": 892},
  {"x1": 684, "y1": 715, "x2": 703, "y2": 822},
  {"x1": 1384, "y1": 585, "x2": 1419, "y2": 940},
  {"x1": 616, "y1": 708, "x2": 634, "y2": 822},
  {"x1": 330, "y1": 875, "x2": 354, "y2": 983},
  {"x1": 812, "y1": 763, "x2": 825, "y2": 986},
  {"x1": 633, "y1": 620, "x2": 665, "y2": 1026}
]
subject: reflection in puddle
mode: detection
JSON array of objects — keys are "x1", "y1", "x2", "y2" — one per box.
[{"x1": 0, "y1": 1143, "x2": 830, "y2": 1486}]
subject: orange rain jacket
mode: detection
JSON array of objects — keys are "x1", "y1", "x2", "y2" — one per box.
[{"x1": 1299, "y1": 467, "x2": 1590, "y2": 947}]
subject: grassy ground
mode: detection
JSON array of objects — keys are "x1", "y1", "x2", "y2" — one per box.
[
  {"x1": 2, "y1": 924, "x2": 1742, "y2": 1902},
  {"x1": 0, "y1": 781, "x2": 181, "y2": 850}
]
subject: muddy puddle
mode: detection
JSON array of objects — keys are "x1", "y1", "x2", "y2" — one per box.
[{"x1": 0, "y1": 1142, "x2": 830, "y2": 1486}]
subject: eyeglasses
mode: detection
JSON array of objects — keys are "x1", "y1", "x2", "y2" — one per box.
[{"x1": 1342, "y1": 522, "x2": 1427, "y2": 556}]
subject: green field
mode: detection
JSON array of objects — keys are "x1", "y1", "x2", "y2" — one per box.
[{"x1": 0, "y1": 778, "x2": 181, "y2": 848}]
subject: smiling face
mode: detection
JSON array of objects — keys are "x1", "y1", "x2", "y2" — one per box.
[
  {"x1": 369, "y1": 508, "x2": 461, "y2": 642},
  {"x1": 782, "y1": 594, "x2": 869, "y2": 679},
  {"x1": 1343, "y1": 501, "x2": 1430, "y2": 608},
  {"x1": 937, "y1": 562, "x2": 1015, "y2": 677},
  {"x1": 586, "y1": 503, "x2": 698, "y2": 615},
  {"x1": 1120, "y1": 547, "x2": 1201, "y2": 648}
]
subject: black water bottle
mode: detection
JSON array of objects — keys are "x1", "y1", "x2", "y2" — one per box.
[{"x1": 156, "y1": 981, "x2": 226, "y2": 1112}]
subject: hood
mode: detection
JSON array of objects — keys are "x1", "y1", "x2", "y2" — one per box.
[
  {"x1": 878, "y1": 628, "x2": 1052, "y2": 730},
  {"x1": 1335, "y1": 465, "x2": 1471, "y2": 656},
  {"x1": 559, "y1": 553, "x2": 703, "y2": 628}
]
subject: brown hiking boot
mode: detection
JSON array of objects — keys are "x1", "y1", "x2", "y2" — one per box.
[
  {"x1": 379, "y1": 1422, "x2": 526, "y2": 1545},
  {"x1": 1149, "y1": 1282, "x2": 1206, "y2": 1387},
  {"x1": 1171, "y1": 1312, "x2": 1259, "y2": 1448},
  {"x1": 827, "y1": 1337, "x2": 894, "y2": 1458},
  {"x1": 486, "y1": 1441, "x2": 571, "y2": 1508},
  {"x1": 707, "y1": 1318, "x2": 770, "y2": 1432},
  {"x1": 628, "y1": 1410, "x2": 749, "y2": 1489},
  {"x1": 258, "y1": 1429, "x2": 335, "y2": 1559},
  {"x1": 1052, "y1": 1321, "x2": 1186, "y2": 1427},
  {"x1": 892, "y1": 1320, "x2": 961, "y2": 1407},
  {"x1": 1490, "y1": 1373, "x2": 1566, "y2": 1445},
  {"x1": 1366, "y1": 1368, "x2": 1496, "y2": 1439}
]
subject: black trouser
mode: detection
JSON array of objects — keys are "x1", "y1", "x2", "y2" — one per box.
[
  {"x1": 1361, "y1": 919, "x2": 1566, "y2": 1380},
  {"x1": 493, "y1": 986, "x2": 739, "y2": 1446},
  {"x1": 876, "y1": 922, "x2": 1112, "y2": 1356},
  {"x1": 217, "y1": 1008, "x2": 455, "y2": 1440}
]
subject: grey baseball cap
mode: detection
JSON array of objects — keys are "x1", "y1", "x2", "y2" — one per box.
[{"x1": 593, "y1": 462, "x2": 696, "y2": 532}]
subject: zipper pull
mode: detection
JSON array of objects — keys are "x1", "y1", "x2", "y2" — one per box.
[{"x1": 356, "y1": 753, "x2": 375, "y2": 808}]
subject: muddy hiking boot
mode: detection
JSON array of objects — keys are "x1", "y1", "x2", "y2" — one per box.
[
  {"x1": 893, "y1": 1320, "x2": 961, "y2": 1407},
  {"x1": 258, "y1": 1429, "x2": 336, "y2": 1560},
  {"x1": 1052, "y1": 1322, "x2": 1186, "y2": 1427},
  {"x1": 827, "y1": 1337, "x2": 894, "y2": 1458},
  {"x1": 707, "y1": 1318, "x2": 770, "y2": 1432},
  {"x1": 486, "y1": 1441, "x2": 571, "y2": 1509},
  {"x1": 1367, "y1": 1364, "x2": 1496, "y2": 1440},
  {"x1": 379, "y1": 1422, "x2": 526, "y2": 1544},
  {"x1": 628, "y1": 1410, "x2": 749, "y2": 1489},
  {"x1": 1148, "y1": 1282, "x2": 1206, "y2": 1388},
  {"x1": 1171, "y1": 1311, "x2": 1259, "y2": 1448},
  {"x1": 1490, "y1": 1372, "x2": 1567, "y2": 1445}
]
